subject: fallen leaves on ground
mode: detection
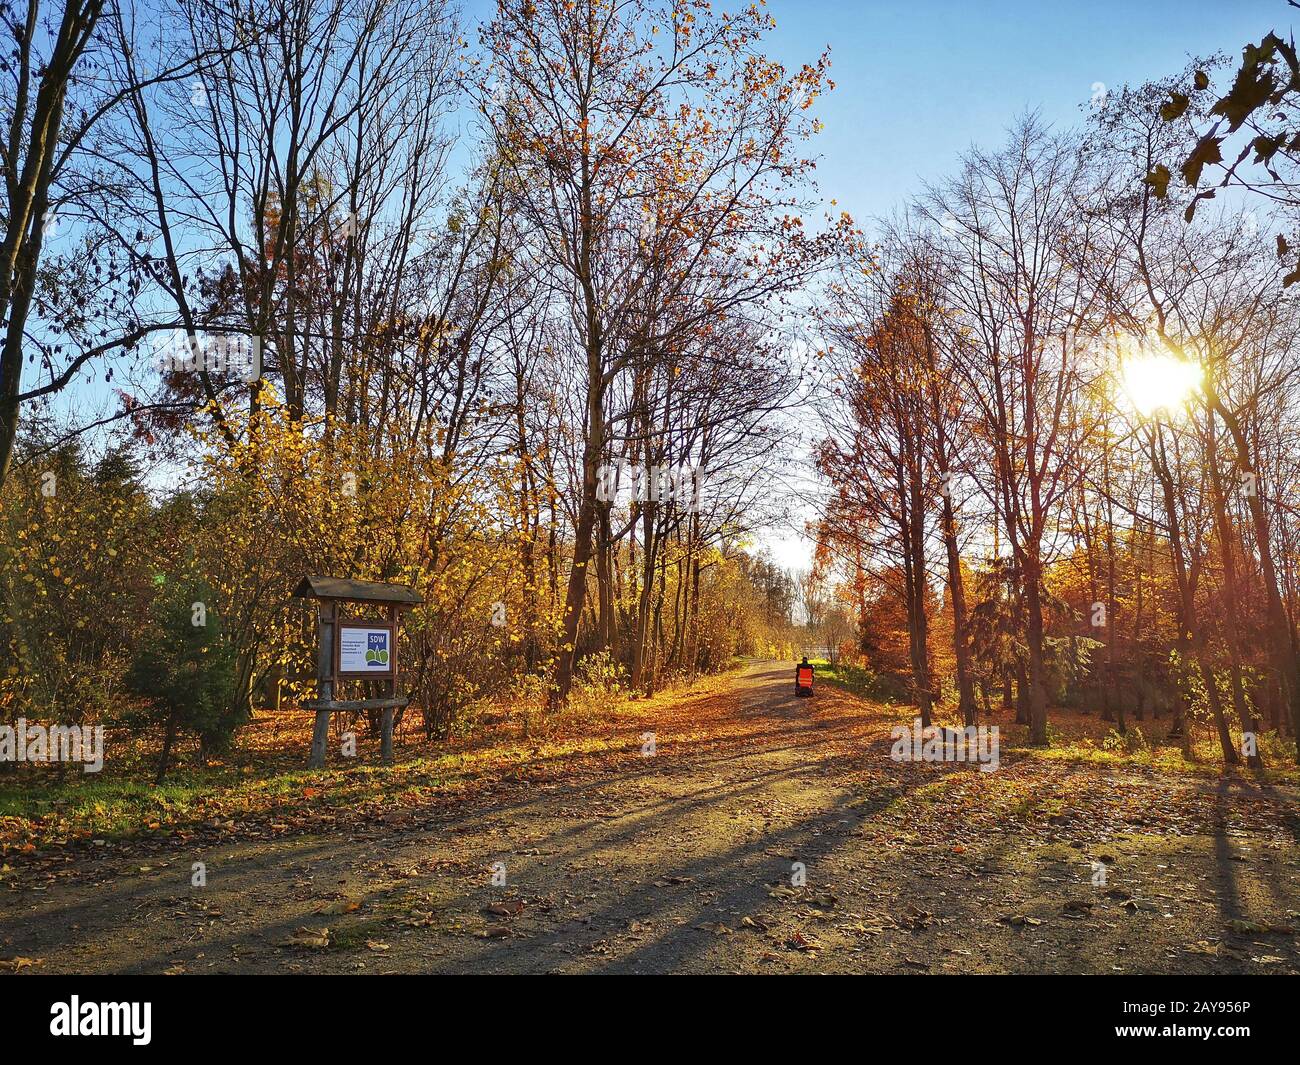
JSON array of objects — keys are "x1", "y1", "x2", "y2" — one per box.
[{"x1": 282, "y1": 927, "x2": 331, "y2": 949}]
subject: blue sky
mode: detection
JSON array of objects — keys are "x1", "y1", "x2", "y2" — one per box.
[{"x1": 757, "y1": 0, "x2": 1279, "y2": 223}]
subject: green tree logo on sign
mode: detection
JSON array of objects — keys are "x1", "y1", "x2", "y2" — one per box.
[{"x1": 364, "y1": 632, "x2": 390, "y2": 667}]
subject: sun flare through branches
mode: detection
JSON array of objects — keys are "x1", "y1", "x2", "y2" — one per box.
[{"x1": 1119, "y1": 349, "x2": 1203, "y2": 418}]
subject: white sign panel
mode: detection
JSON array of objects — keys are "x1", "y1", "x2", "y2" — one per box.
[{"x1": 338, "y1": 625, "x2": 393, "y2": 674}]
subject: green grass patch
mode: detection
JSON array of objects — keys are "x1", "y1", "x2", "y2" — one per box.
[
  {"x1": 1035, "y1": 842, "x2": 1080, "y2": 862},
  {"x1": 329, "y1": 917, "x2": 392, "y2": 951},
  {"x1": 811, "y1": 660, "x2": 908, "y2": 702}
]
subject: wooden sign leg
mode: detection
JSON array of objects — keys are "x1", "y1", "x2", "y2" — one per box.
[
  {"x1": 380, "y1": 706, "x2": 395, "y2": 764},
  {"x1": 380, "y1": 602, "x2": 398, "y2": 765},
  {"x1": 309, "y1": 602, "x2": 336, "y2": 769},
  {"x1": 310, "y1": 710, "x2": 331, "y2": 769}
]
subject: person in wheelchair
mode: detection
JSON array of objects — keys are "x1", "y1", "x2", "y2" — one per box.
[{"x1": 794, "y1": 656, "x2": 814, "y2": 696}]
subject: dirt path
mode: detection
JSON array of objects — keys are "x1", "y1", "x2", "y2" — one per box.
[{"x1": 3, "y1": 662, "x2": 1299, "y2": 974}]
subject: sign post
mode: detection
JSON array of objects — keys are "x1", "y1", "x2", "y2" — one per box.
[{"x1": 293, "y1": 576, "x2": 423, "y2": 768}]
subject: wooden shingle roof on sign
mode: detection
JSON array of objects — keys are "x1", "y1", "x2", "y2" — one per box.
[{"x1": 293, "y1": 575, "x2": 423, "y2": 606}]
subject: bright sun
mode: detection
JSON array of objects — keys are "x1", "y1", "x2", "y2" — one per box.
[{"x1": 1120, "y1": 351, "x2": 1203, "y2": 417}]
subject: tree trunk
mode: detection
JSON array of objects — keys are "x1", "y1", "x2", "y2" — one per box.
[
  {"x1": 155, "y1": 710, "x2": 180, "y2": 785},
  {"x1": 1208, "y1": 386, "x2": 1300, "y2": 761},
  {"x1": 1207, "y1": 412, "x2": 1261, "y2": 767},
  {"x1": 1023, "y1": 553, "x2": 1049, "y2": 745},
  {"x1": 1150, "y1": 425, "x2": 1236, "y2": 765},
  {"x1": 939, "y1": 489, "x2": 976, "y2": 724}
]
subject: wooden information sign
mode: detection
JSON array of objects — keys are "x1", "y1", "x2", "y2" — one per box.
[{"x1": 292, "y1": 576, "x2": 423, "y2": 767}]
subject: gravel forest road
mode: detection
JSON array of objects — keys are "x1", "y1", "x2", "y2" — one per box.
[{"x1": 3, "y1": 661, "x2": 1299, "y2": 974}]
